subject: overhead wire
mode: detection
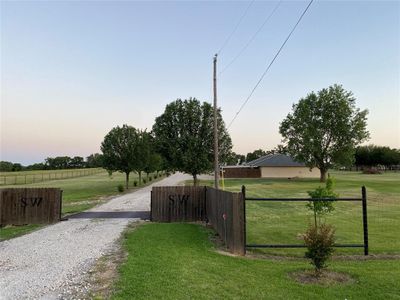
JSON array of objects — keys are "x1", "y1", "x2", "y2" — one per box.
[
  {"x1": 216, "y1": 0, "x2": 255, "y2": 56},
  {"x1": 227, "y1": 0, "x2": 314, "y2": 129},
  {"x1": 219, "y1": 0, "x2": 283, "y2": 75}
]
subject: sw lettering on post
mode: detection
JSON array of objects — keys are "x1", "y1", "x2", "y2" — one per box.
[
  {"x1": 168, "y1": 194, "x2": 190, "y2": 205},
  {"x1": 20, "y1": 197, "x2": 43, "y2": 208}
]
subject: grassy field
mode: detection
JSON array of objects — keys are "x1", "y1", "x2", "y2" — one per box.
[
  {"x1": 199, "y1": 171, "x2": 400, "y2": 256},
  {"x1": 0, "y1": 168, "x2": 103, "y2": 185},
  {"x1": 111, "y1": 223, "x2": 400, "y2": 300},
  {"x1": 0, "y1": 170, "x2": 163, "y2": 241}
]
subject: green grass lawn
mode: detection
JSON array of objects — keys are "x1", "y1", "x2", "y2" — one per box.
[
  {"x1": 112, "y1": 223, "x2": 400, "y2": 300},
  {"x1": 0, "y1": 170, "x2": 164, "y2": 241},
  {"x1": 0, "y1": 224, "x2": 44, "y2": 241},
  {"x1": 198, "y1": 171, "x2": 400, "y2": 256}
]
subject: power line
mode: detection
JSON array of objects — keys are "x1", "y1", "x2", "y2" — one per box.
[
  {"x1": 227, "y1": 0, "x2": 314, "y2": 129},
  {"x1": 217, "y1": 0, "x2": 255, "y2": 55},
  {"x1": 219, "y1": 0, "x2": 283, "y2": 75}
]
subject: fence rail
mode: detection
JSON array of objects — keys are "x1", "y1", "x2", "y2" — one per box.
[
  {"x1": 0, "y1": 168, "x2": 103, "y2": 186},
  {"x1": 243, "y1": 185, "x2": 369, "y2": 255}
]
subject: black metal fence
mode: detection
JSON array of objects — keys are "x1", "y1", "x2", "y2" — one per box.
[{"x1": 242, "y1": 186, "x2": 369, "y2": 255}]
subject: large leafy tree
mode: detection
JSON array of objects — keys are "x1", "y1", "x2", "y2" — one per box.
[
  {"x1": 101, "y1": 125, "x2": 141, "y2": 189},
  {"x1": 153, "y1": 98, "x2": 232, "y2": 185},
  {"x1": 279, "y1": 84, "x2": 369, "y2": 182}
]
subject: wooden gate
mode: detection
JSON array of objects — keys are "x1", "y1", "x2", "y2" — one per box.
[
  {"x1": 0, "y1": 188, "x2": 62, "y2": 225},
  {"x1": 150, "y1": 186, "x2": 206, "y2": 222}
]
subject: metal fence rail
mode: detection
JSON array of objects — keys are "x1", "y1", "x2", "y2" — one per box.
[{"x1": 242, "y1": 185, "x2": 369, "y2": 255}]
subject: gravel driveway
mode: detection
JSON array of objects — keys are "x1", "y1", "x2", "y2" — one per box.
[{"x1": 0, "y1": 173, "x2": 193, "y2": 300}]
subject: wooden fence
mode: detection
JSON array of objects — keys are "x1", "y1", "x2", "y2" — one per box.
[
  {"x1": 206, "y1": 188, "x2": 245, "y2": 255},
  {"x1": 0, "y1": 188, "x2": 62, "y2": 225},
  {"x1": 222, "y1": 167, "x2": 261, "y2": 178},
  {"x1": 151, "y1": 186, "x2": 206, "y2": 222},
  {"x1": 151, "y1": 186, "x2": 245, "y2": 255}
]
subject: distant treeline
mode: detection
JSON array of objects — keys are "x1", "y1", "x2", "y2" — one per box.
[
  {"x1": 0, "y1": 153, "x2": 103, "y2": 172},
  {"x1": 228, "y1": 145, "x2": 400, "y2": 169},
  {"x1": 354, "y1": 145, "x2": 400, "y2": 169}
]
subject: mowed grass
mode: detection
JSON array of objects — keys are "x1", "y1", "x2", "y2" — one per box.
[
  {"x1": 199, "y1": 171, "x2": 400, "y2": 256},
  {"x1": 112, "y1": 223, "x2": 400, "y2": 300},
  {"x1": 0, "y1": 224, "x2": 43, "y2": 241},
  {"x1": 0, "y1": 170, "x2": 162, "y2": 241}
]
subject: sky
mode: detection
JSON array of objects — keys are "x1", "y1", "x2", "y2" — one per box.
[{"x1": 1, "y1": 0, "x2": 399, "y2": 165}]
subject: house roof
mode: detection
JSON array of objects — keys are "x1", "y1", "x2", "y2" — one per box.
[{"x1": 245, "y1": 154, "x2": 306, "y2": 167}]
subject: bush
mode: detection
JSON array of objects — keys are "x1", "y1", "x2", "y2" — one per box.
[
  {"x1": 154, "y1": 174, "x2": 158, "y2": 179},
  {"x1": 143, "y1": 179, "x2": 147, "y2": 184},
  {"x1": 166, "y1": 172, "x2": 171, "y2": 177},
  {"x1": 149, "y1": 176, "x2": 152, "y2": 181},
  {"x1": 117, "y1": 184, "x2": 124, "y2": 192},
  {"x1": 133, "y1": 181, "x2": 138, "y2": 187},
  {"x1": 303, "y1": 223, "x2": 335, "y2": 275}
]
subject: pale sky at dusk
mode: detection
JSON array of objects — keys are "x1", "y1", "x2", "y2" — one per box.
[{"x1": 1, "y1": 0, "x2": 399, "y2": 165}]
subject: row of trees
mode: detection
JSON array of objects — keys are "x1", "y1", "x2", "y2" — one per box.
[
  {"x1": 101, "y1": 126, "x2": 163, "y2": 189},
  {"x1": 230, "y1": 143, "x2": 399, "y2": 171},
  {"x1": 0, "y1": 154, "x2": 104, "y2": 172},
  {"x1": 101, "y1": 98, "x2": 232, "y2": 187},
  {"x1": 355, "y1": 145, "x2": 400, "y2": 168}
]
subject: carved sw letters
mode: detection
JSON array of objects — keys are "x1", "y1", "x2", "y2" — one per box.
[{"x1": 20, "y1": 197, "x2": 43, "y2": 208}]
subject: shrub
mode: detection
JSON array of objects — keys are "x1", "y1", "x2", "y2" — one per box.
[
  {"x1": 117, "y1": 184, "x2": 124, "y2": 192},
  {"x1": 133, "y1": 180, "x2": 138, "y2": 187},
  {"x1": 303, "y1": 223, "x2": 335, "y2": 276},
  {"x1": 143, "y1": 179, "x2": 147, "y2": 184},
  {"x1": 154, "y1": 174, "x2": 158, "y2": 179},
  {"x1": 149, "y1": 176, "x2": 152, "y2": 181},
  {"x1": 166, "y1": 172, "x2": 171, "y2": 177}
]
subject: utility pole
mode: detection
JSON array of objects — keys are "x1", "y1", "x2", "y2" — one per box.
[{"x1": 213, "y1": 54, "x2": 219, "y2": 189}]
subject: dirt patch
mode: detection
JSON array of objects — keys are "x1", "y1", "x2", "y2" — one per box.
[
  {"x1": 85, "y1": 246, "x2": 127, "y2": 299},
  {"x1": 87, "y1": 222, "x2": 145, "y2": 299},
  {"x1": 289, "y1": 269, "x2": 356, "y2": 285}
]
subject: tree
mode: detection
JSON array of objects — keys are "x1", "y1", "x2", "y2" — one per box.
[
  {"x1": 101, "y1": 125, "x2": 141, "y2": 189},
  {"x1": 0, "y1": 161, "x2": 14, "y2": 172},
  {"x1": 279, "y1": 84, "x2": 369, "y2": 182},
  {"x1": 86, "y1": 153, "x2": 104, "y2": 168},
  {"x1": 26, "y1": 163, "x2": 46, "y2": 170},
  {"x1": 135, "y1": 130, "x2": 153, "y2": 185},
  {"x1": 245, "y1": 149, "x2": 267, "y2": 162},
  {"x1": 307, "y1": 176, "x2": 338, "y2": 227},
  {"x1": 69, "y1": 156, "x2": 85, "y2": 169},
  {"x1": 153, "y1": 98, "x2": 232, "y2": 185},
  {"x1": 225, "y1": 152, "x2": 246, "y2": 165},
  {"x1": 45, "y1": 156, "x2": 71, "y2": 169}
]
